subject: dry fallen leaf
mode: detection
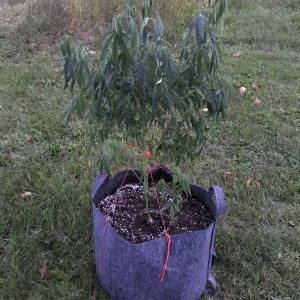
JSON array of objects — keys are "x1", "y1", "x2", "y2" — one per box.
[
  {"x1": 5, "y1": 152, "x2": 21, "y2": 160},
  {"x1": 255, "y1": 181, "x2": 261, "y2": 188},
  {"x1": 233, "y1": 51, "x2": 241, "y2": 57},
  {"x1": 88, "y1": 49, "x2": 97, "y2": 55},
  {"x1": 224, "y1": 171, "x2": 235, "y2": 177},
  {"x1": 255, "y1": 98, "x2": 262, "y2": 104},
  {"x1": 91, "y1": 291, "x2": 98, "y2": 300},
  {"x1": 239, "y1": 87, "x2": 246, "y2": 95},
  {"x1": 39, "y1": 260, "x2": 50, "y2": 280},
  {"x1": 25, "y1": 134, "x2": 33, "y2": 143},
  {"x1": 31, "y1": 229, "x2": 42, "y2": 236},
  {"x1": 246, "y1": 178, "x2": 261, "y2": 188},
  {"x1": 21, "y1": 191, "x2": 33, "y2": 198},
  {"x1": 252, "y1": 82, "x2": 260, "y2": 90},
  {"x1": 288, "y1": 221, "x2": 295, "y2": 228}
]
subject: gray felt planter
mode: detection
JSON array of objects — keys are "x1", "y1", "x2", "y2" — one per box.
[{"x1": 92, "y1": 169, "x2": 225, "y2": 300}]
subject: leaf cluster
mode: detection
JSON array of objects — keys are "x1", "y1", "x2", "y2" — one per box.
[
  {"x1": 96, "y1": 139, "x2": 191, "y2": 223},
  {"x1": 157, "y1": 166, "x2": 191, "y2": 223},
  {"x1": 61, "y1": 0, "x2": 230, "y2": 164}
]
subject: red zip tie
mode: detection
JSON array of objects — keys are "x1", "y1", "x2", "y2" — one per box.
[{"x1": 139, "y1": 149, "x2": 153, "y2": 160}]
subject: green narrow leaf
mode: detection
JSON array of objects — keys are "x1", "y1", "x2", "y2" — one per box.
[
  {"x1": 161, "y1": 202, "x2": 172, "y2": 212},
  {"x1": 100, "y1": 32, "x2": 115, "y2": 62},
  {"x1": 77, "y1": 60, "x2": 84, "y2": 89},
  {"x1": 112, "y1": 37, "x2": 118, "y2": 63}
]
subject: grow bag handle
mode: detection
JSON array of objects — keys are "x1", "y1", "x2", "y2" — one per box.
[
  {"x1": 208, "y1": 185, "x2": 225, "y2": 220},
  {"x1": 203, "y1": 273, "x2": 217, "y2": 296},
  {"x1": 203, "y1": 186, "x2": 225, "y2": 296}
]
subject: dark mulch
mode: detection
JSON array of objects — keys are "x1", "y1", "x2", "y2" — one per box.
[{"x1": 97, "y1": 184, "x2": 213, "y2": 244}]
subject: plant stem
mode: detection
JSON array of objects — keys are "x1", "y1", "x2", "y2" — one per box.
[
  {"x1": 145, "y1": 193, "x2": 153, "y2": 223},
  {"x1": 144, "y1": 169, "x2": 153, "y2": 223}
]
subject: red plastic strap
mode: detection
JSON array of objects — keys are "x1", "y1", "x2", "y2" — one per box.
[{"x1": 159, "y1": 230, "x2": 171, "y2": 281}]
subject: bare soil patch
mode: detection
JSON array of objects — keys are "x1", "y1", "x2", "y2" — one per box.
[{"x1": 97, "y1": 184, "x2": 213, "y2": 243}]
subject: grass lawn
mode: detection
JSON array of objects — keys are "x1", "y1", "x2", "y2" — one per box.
[{"x1": 1, "y1": 0, "x2": 299, "y2": 299}]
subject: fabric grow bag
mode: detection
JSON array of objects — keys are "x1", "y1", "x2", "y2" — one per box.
[{"x1": 92, "y1": 169, "x2": 225, "y2": 300}]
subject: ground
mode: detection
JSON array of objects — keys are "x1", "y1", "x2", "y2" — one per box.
[{"x1": 0, "y1": 0, "x2": 299, "y2": 299}]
